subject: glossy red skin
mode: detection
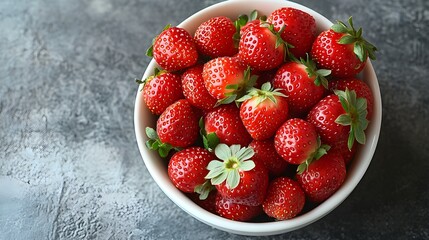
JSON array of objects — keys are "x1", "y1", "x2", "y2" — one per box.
[
  {"x1": 311, "y1": 29, "x2": 366, "y2": 78},
  {"x1": 240, "y1": 19, "x2": 261, "y2": 36},
  {"x1": 240, "y1": 95, "x2": 289, "y2": 140},
  {"x1": 202, "y1": 57, "x2": 247, "y2": 100},
  {"x1": 143, "y1": 72, "x2": 184, "y2": 115},
  {"x1": 194, "y1": 16, "x2": 238, "y2": 58},
  {"x1": 307, "y1": 94, "x2": 349, "y2": 145},
  {"x1": 216, "y1": 161, "x2": 269, "y2": 206},
  {"x1": 157, "y1": 99, "x2": 199, "y2": 148},
  {"x1": 181, "y1": 65, "x2": 217, "y2": 111},
  {"x1": 273, "y1": 62, "x2": 326, "y2": 117},
  {"x1": 262, "y1": 177, "x2": 305, "y2": 220},
  {"x1": 296, "y1": 152, "x2": 346, "y2": 203},
  {"x1": 238, "y1": 24, "x2": 285, "y2": 71},
  {"x1": 329, "y1": 78, "x2": 374, "y2": 120},
  {"x1": 188, "y1": 191, "x2": 217, "y2": 214},
  {"x1": 274, "y1": 118, "x2": 319, "y2": 165},
  {"x1": 330, "y1": 140, "x2": 358, "y2": 165},
  {"x1": 267, "y1": 7, "x2": 316, "y2": 58},
  {"x1": 215, "y1": 193, "x2": 262, "y2": 221},
  {"x1": 153, "y1": 27, "x2": 198, "y2": 71},
  {"x1": 249, "y1": 139, "x2": 288, "y2": 177},
  {"x1": 168, "y1": 147, "x2": 214, "y2": 192},
  {"x1": 204, "y1": 104, "x2": 252, "y2": 146}
]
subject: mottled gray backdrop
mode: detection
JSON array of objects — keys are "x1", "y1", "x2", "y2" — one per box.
[{"x1": 0, "y1": 0, "x2": 428, "y2": 239}]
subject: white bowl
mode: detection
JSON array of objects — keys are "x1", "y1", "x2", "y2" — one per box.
[{"x1": 134, "y1": 0, "x2": 382, "y2": 236}]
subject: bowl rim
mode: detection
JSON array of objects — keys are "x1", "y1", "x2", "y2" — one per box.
[{"x1": 134, "y1": 0, "x2": 382, "y2": 236}]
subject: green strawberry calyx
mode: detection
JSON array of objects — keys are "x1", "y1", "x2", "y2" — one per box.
[
  {"x1": 135, "y1": 67, "x2": 167, "y2": 91},
  {"x1": 215, "y1": 66, "x2": 258, "y2": 107},
  {"x1": 299, "y1": 53, "x2": 331, "y2": 89},
  {"x1": 260, "y1": 21, "x2": 295, "y2": 62},
  {"x1": 236, "y1": 82, "x2": 286, "y2": 106},
  {"x1": 334, "y1": 88, "x2": 369, "y2": 150},
  {"x1": 199, "y1": 117, "x2": 219, "y2": 152},
  {"x1": 297, "y1": 137, "x2": 330, "y2": 174},
  {"x1": 194, "y1": 180, "x2": 215, "y2": 200},
  {"x1": 145, "y1": 127, "x2": 180, "y2": 158},
  {"x1": 146, "y1": 24, "x2": 172, "y2": 58},
  {"x1": 205, "y1": 144, "x2": 255, "y2": 189},
  {"x1": 233, "y1": 10, "x2": 266, "y2": 48},
  {"x1": 331, "y1": 16, "x2": 377, "y2": 62}
]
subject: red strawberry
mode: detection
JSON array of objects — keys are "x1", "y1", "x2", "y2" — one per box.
[
  {"x1": 206, "y1": 144, "x2": 269, "y2": 206},
  {"x1": 296, "y1": 151, "x2": 346, "y2": 203},
  {"x1": 181, "y1": 65, "x2": 217, "y2": 110},
  {"x1": 329, "y1": 78, "x2": 374, "y2": 120},
  {"x1": 249, "y1": 139, "x2": 288, "y2": 177},
  {"x1": 202, "y1": 57, "x2": 256, "y2": 104},
  {"x1": 147, "y1": 25, "x2": 198, "y2": 71},
  {"x1": 188, "y1": 191, "x2": 217, "y2": 214},
  {"x1": 267, "y1": 7, "x2": 316, "y2": 58},
  {"x1": 272, "y1": 55, "x2": 330, "y2": 117},
  {"x1": 204, "y1": 104, "x2": 252, "y2": 146},
  {"x1": 274, "y1": 118, "x2": 329, "y2": 168},
  {"x1": 252, "y1": 69, "x2": 277, "y2": 89},
  {"x1": 237, "y1": 82, "x2": 288, "y2": 140},
  {"x1": 307, "y1": 89, "x2": 369, "y2": 150},
  {"x1": 137, "y1": 68, "x2": 184, "y2": 115},
  {"x1": 238, "y1": 21, "x2": 286, "y2": 71},
  {"x1": 146, "y1": 99, "x2": 199, "y2": 157},
  {"x1": 311, "y1": 17, "x2": 377, "y2": 78},
  {"x1": 240, "y1": 19, "x2": 261, "y2": 36},
  {"x1": 168, "y1": 147, "x2": 214, "y2": 194},
  {"x1": 215, "y1": 193, "x2": 262, "y2": 221},
  {"x1": 262, "y1": 177, "x2": 305, "y2": 220},
  {"x1": 330, "y1": 139, "x2": 357, "y2": 165},
  {"x1": 194, "y1": 16, "x2": 238, "y2": 58}
]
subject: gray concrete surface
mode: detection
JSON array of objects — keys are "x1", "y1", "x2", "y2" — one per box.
[{"x1": 0, "y1": 0, "x2": 428, "y2": 239}]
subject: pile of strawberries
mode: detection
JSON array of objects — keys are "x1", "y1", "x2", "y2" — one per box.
[{"x1": 139, "y1": 7, "x2": 377, "y2": 221}]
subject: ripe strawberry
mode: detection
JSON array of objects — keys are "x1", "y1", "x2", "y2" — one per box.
[
  {"x1": 307, "y1": 89, "x2": 369, "y2": 150},
  {"x1": 206, "y1": 144, "x2": 269, "y2": 206},
  {"x1": 188, "y1": 191, "x2": 217, "y2": 214},
  {"x1": 204, "y1": 104, "x2": 252, "y2": 146},
  {"x1": 202, "y1": 57, "x2": 257, "y2": 105},
  {"x1": 267, "y1": 7, "x2": 316, "y2": 58},
  {"x1": 311, "y1": 17, "x2": 377, "y2": 78},
  {"x1": 249, "y1": 139, "x2": 288, "y2": 177},
  {"x1": 296, "y1": 151, "x2": 346, "y2": 203},
  {"x1": 272, "y1": 55, "x2": 330, "y2": 117},
  {"x1": 181, "y1": 65, "x2": 217, "y2": 111},
  {"x1": 274, "y1": 118, "x2": 329, "y2": 168},
  {"x1": 329, "y1": 78, "x2": 374, "y2": 120},
  {"x1": 262, "y1": 177, "x2": 305, "y2": 220},
  {"x1": 237, "y1": 82, "x2": 288, "y2": 140},
  {"x1": 168, "y1": 147, "x2": 214, "y2": 194},
  {"x1": 194, "y1": 16, "x2": 238, "y2": 58},
  {"x1": 238, "y1": 21, "x2": 287, "y2": 71},
  {"x1": 215, "y1": 193, "x2": 262, "y2": 221},
  {"x1": 147, "y1": 25, "x2": 198, "y2": 71},
  {"x1": 137, "y1": 68, "x2": 184, "y2": 115},
  {"x1": 240, "y1": 19, "x2": 261, "y2": 36},
  {"x1": 330, "y1": 139, "x2": 357, "y2": 165},
  {"x1": 146, "y1": 99, "x2": 199, "y2": 157}
]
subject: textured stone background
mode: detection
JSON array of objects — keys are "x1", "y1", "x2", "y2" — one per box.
[{"x1": 0, "y1": 0, "x2": 428, "y2": 239}]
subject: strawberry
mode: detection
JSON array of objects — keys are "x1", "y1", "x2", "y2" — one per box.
[
  {"x1": 181, "y1": 65, "x2": 217, "y2": 111},
  {"x1": 262, "y1": 177, "x2": 305, "y2": 220},
  {"x1": 194, "y1": 16, "x2": 238, "y2": 58},
  {"x1": 252, "y1": 69, "x2": 277, "y2": 89},
  {"x1": 237, "y1": 82, "x2": 288, "y2": 140},
  {"x1": 204, "y1": 104, "x2": 252, "y2": 146},
  {"x1": 147, "y1": 25, "x2": 198, "y2": 71},
  {"x1": 330, "y1": 139, "x2": 357, "y2": 165},
  {"x1": 238, "y1": 21, "x2": 288, "y2": 71},
  {"x1": 205, "y1": 144, "x2": 269, "y2": 206},
  {"x1": 137, "y1": 68, "x2": 184, "y2": 115},
  {"x1": 272, "y1": 55, "x2": 330, "y2": 117},
  {"x1": 267, "y1": 7, "x2": 316, "y2": 58},
  {"x1": 274, "y1": 118, "x2": 329, "y2": 169},
  {"x1": 311, "y1": 17, "x2": 377, "y2": 78},
  {"x1": 188, "y1": 191, "x2": 217, "y2": 214},
  {"x1": 146, "y1": 99, "x2": 199, "y2": 157},
  {"x1": 202, "y1": 56, "x2": 257, "y2": 105},
  {"x1": 329, "y1": 78, "x2": 374, "y2": 120},
  {"x1": 249, "y1": 139, "x2": 288, "y2": 177},
  {"x1": 307, "y1": 89, "x2": 369, "y2": 150},
  {"x1": 296, "y1": 151, "x2": 346, "y2": 203},
  {"x1": 168, "y1": 147, "x2": 214, "y2": 196},
  {"x1": 215, "y1": 193, "x2": 262, "y2": 221}
]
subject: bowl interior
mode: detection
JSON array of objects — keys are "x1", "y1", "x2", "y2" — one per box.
[{"x1": 134, "y1": 0, "x2": 382, "y2": 236}]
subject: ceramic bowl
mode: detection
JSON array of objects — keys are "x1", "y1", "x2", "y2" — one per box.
[{"x1": 134, "y1": 0, "x2": 382, "y2": 236}]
